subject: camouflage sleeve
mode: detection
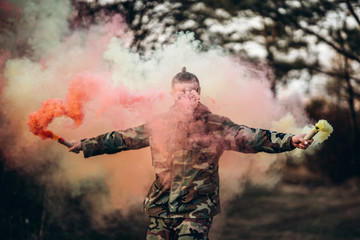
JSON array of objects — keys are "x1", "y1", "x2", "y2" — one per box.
[
  {"x1": 81, "y1": 124, "x2": 149, "y2": 158},
  {"x1": 221, "y1": 119, "x2": 295, "y2": 153}
]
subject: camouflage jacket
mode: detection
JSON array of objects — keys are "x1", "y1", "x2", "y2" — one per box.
[{"x1": 81, "y1": 104, "x2": 295, "y2": 218}]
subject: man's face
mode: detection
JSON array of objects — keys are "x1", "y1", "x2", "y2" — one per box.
[
  {"x1": 171, "y1": 80, "x2": 201, "y2": 112},
  {"x1": 171, "y1": 80, "x2": 200, "y2": 101}
]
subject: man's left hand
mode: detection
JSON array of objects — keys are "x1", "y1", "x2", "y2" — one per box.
[{"x1": 291, "y1": 134, "x2": 313, "y2": 150}]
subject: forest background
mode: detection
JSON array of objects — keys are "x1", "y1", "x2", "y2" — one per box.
[{"x1": 1, "y1": 0, "x2": 359, "y2": 239}]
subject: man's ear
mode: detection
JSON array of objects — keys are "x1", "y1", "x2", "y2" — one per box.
[{"x1": 197, "y1": 87, "x2": 201, "y2": 95}]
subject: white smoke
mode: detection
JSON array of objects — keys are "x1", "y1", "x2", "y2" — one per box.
[{"x1": 0, "y1": 0, "x2": 311, "y2": 229}]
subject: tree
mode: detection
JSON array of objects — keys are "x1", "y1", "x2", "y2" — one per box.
[{"x1": 71, "y1": 0, "x2": 360, "y2": 182}]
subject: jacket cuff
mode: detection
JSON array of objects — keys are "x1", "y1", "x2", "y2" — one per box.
[
  {"x1": 81, "y1": 139, "x2": 91, "y2": 158},
  {"x1": 286, "y1": 135, "x2": 296, "y2": 151}
]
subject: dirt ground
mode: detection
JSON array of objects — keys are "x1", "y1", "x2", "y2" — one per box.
[
  {"x1": 3, "y1": 161, "x2": 360, "y2": 240},
  {"x1": 211, "y1": 179, "x2": 360, "y2": 240}
]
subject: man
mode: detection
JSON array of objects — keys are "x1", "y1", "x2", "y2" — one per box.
[{"x1": 69, "y1": 67, "x2": 312, "y2": 240}]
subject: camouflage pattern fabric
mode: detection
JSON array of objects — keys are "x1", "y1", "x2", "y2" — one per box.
[
  {"x1": 146, "y1": 217, "x2": 212, "y2": 240},
  {"x1": 81, "y1": 103, "x2": 295, "y2": 218}
]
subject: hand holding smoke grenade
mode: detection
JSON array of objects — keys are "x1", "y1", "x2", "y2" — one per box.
[{"x1": 304, "y1": 120, "x2": 333, "y2": 142}]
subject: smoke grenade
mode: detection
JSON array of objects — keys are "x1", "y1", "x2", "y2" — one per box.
[
  {"x1": 56, "y1": 136, "x2": 73, "y2": 148},
  {"x1": 304, "y1": 119, "x2": 333, "y2": 143}
]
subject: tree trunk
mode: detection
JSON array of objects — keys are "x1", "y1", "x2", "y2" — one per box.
[{"x1": 344, "y1": 57, "x2": 359, "y2": 146}]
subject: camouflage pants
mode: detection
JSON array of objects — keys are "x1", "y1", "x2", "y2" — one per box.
[{"x1": 146, "y1": 217, "x2": 213, "y2": 240}]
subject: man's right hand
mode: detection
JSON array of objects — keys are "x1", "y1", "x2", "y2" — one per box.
[
  {"x1": 291, "y1": 134, "x2": 313, "y2": 150},
  {"x1": 68, "y1": 140, "x2": 82, "y2": 154}
]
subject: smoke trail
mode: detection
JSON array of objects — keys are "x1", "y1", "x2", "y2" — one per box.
[
  {"x1": 27, "y1": 72, "x2": 164, "y2": 140},
  {"x1": 0, "y1": 0, "x2": 311, "y2": 234}
]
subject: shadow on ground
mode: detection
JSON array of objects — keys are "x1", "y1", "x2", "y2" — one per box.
[
  {"x1": 218, "y1": 180, "x2": 360, "y2": 240},
  {"x1": 2, "y1": 153, "x2": 360, "y2": 240}
]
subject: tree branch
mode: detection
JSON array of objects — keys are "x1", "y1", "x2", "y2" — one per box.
[
  {"x1": 295, "y1": 23, "x2": 360, "y2": 64},
  {"x1": 346, "y1": 0, "x2": 360, "y2": 26},
  {"x1": 311, "y1": 67, "x2": 360, "y2": 84}
]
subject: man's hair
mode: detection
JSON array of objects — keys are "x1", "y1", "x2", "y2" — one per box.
[{"x1": 172, "y1": 67, "x2": 200, "y2": 87}]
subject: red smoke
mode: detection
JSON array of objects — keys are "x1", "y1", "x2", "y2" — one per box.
[
  {"x1": 28, "y1": 99, "x2": 65, "y2": 139},
  {"x1": 28, "y1": 73, "x2": 165, "y2": 140}
]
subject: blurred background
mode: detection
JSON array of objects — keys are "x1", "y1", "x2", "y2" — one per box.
[{"x1": 1, "y1": 0, "x2": 360, "y2": 239}]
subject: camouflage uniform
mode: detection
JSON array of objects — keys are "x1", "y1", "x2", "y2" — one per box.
[
  {"x1": 146, "y1": 217, "x2": 212, "y2": 240},
  {"x1": 81, "y1": 103, "x2": 295, "y2": 239}
]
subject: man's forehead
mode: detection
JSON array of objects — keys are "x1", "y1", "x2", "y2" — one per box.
[{"x1": 172, "y1": 81, "x2": 199, "y2": 89}]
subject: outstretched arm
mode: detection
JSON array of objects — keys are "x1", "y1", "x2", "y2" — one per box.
[
  {"x1": 220, "y1": 117, "x2": 311, "y2": 153},
  {"x1": 69, "y1": 124, "x2": 149, "y2": 158}
]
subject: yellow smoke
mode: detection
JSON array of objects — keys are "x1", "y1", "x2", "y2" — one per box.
[{"x1": 304, "y1": 119, "x2": 334, "y2": 144}]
